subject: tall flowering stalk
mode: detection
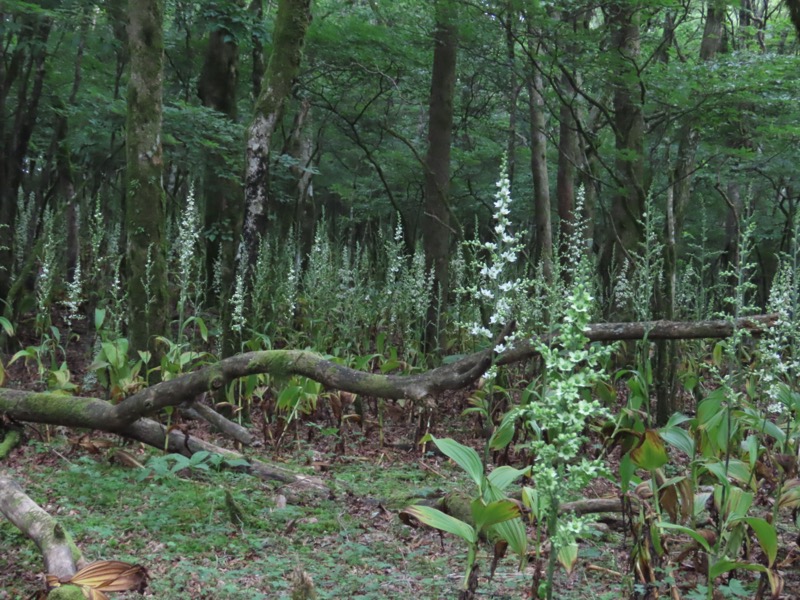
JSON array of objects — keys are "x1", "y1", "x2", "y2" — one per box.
[
  {"x1": 459, "y1": 156, "x2": 528, "y2": 364},
  {"x1": 176, "y1": 186, "x2": 202, "y2": 327}
]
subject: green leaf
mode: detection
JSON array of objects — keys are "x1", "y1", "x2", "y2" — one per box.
[
  {"x1": 402, "y1": 505, "x2": 476, "y2": 543},
  {"x1": 490, "y1": 516, "x2": 527, "y2": 563},
  {"x1": 488, "y1": 419, "x2": 515, "y2": 450},
  {"x1": 619, "y1": 452, "x2": 636, "y2": 494},
  {"x1": 95, "y1": 308, "x2": 106, "y2": 330},
  {"x1": 471, "y1": 498, "x2": 521, "y2": 533},
  {"x1": 630, "y1": 430, "x2": 669, "y2": 470},
  {"x1": 660, "y1": 427, "x2": 694, "y2": 458},
  {"x1": 430, "y1": 436, "x2": 484, "y2": 491},
  {"x1": 487, "y1": 466, "x2": 529, "y2": 492},
  {"x1": 521, "y1": 486, "x2": 550, "y2": 521},
  {"x1": 557, "y1": 542, "x2": 578, "y2": 575},
  {"x1": 656, "y1": 522, "x2": 712, "y2": 553},
  {"x1": 709, "y1": 559, "x2": 766, "y2": 580},
  {"x1": 665, "y1": 412, "x2": 692, "y2": 428},
  {"x1": 738, "y1": 517, "x2": 777, "y2": 567},
  {"x1": 705, "y1": 460, "x2": 755, "y2": 492},
  {"x1": 0, "y1": 316, "x2": 14, "y2": 337},
  {"x1": 713, "y1": 484, "x2": 753, "y2": 520}
]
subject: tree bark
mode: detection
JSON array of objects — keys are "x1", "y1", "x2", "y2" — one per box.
[
  {"x1": 527, "y1": 42, "x2": 553, "y2": 283},
  {"x1": 0, "y1": 475, "x2": 86, "y2": 580},
  {"x1": 0, "y1": 13, "x2": 51, "y2": 300},
  {"x1": 197, "y1": 11, "x2": 244, "y2": 356},
  {"x1": 600, "y1": 2, "x2": 646, "y2": 315},
  {"x1": 125, "y1": 0, "x2": 168, "y2": 357},
  {"x1": 286, "y1": 98, "x2": 317, "y2": 259},
  {"x1": 422, "y1": 0, "x2": 458, "y2": 353},
  {"x1": 240, "y1": 0, "x2": 312, "y2": 274}
]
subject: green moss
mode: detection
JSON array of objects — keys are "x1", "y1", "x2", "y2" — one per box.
[
  {"x1": 47, "y1": 585, "x2": 85, "y2": 599},
  {"x1": 0, "y1": 429, "x2": 21, "y2": 459}
]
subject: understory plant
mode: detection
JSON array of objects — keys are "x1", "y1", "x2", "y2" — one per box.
[
  {"x1": 406, "y1": 160, "x2": 614, "y2": 599},
  {"x1": 401, "y1": 435, "x2": 528, "y2": 599}
]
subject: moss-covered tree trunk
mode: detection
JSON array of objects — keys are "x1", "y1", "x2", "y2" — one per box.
[
  {"x1": 240, "y1": 0, "x2": 312, "y2": 273},
  {"x1": 125, "y1": 0, "x2": 168, "y2": 356},
  {"x1": 422, "y1": 0, "x2": 458, "y2": 353}
]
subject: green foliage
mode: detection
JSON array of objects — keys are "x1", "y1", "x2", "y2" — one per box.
[{"x1": 403, "y1": 435, "x2": 527, "y2": 595}]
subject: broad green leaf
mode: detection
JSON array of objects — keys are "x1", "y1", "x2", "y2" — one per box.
[
  {"x1": 488, "y1": 419, "x2": 515, "y2": 450},
  {"x1": 557, "y1": 542, "x2": 578, "y2": 575},
  {"x1": 402, "y1": 505, "x2": 476, "y2": 543},
  {"x1": 738, "y1": 517, "x2": 777, "y2": 567},
  {"x1": 665, "y1": 412, "x2": 692, "y2": 428},
  {"x1": 713, "y1": 484, "x2": 753, "y2": 520},
  {"x1": 471, "y1": 498, "x2": 521, "y2": 533},
  {"x1": 709, "y1": 559, "x2": 766, "y2": 580},
  {"x1": 431, "y1": 436, "x2": 484, "y2": 490},
  {"x1": 95, "y1": 308, "x2": 106, "y2": 330},
  {"x1": 696, "y1": 390, "x2": 724, "y2": 427},
  {"x1": 490, "y1": 517, "x2": 527, "y2": 564},
  {"x1": 705, "y1": 460, "x2": 755, "y2": 492},
  {"x1": 487, "y1": 466, "x2": 529, "y2": 492},
  {"x1": 656, "y1": 522, "x2": 712, "y2": 553},
  {"x1": 9, "y1": 349, "x2": 34, "y2": 365},
  {"x1": 630, "y1": 430, "x2": 669, "y2": 470},
  {"x1": 660, "y1": 427, "x2": 694, "y2": 458},
  {"x1": 197, "y1": 317, "x2": 208, "y2": 342}
]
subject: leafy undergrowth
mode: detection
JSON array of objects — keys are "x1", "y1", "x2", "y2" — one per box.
[{"x1": 0, "y1": 432, "x2": 632, "y2": 600}]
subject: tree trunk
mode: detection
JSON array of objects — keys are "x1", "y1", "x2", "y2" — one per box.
[
  {"x1": 556, "y1": 69, "x2": 578, "y2": 268},
  {"x1": 239, "y1": 0, "x2": 312, "y2": 274},
  {"x1": 287, "y1": 98, "x2": 317, "y2": 259},
  {"x1": 654, "y1": 1, "x2": 725, "y2": 423},
  {"x1": 422, "y1": 0, "x2": 458, "y2": 353},
  {"x1": 528, "y1": 55, "x2": 553, "y2": 283},
  {"x1": 198, "y1": 14, "x2": 243, "y2": 355},
  {"x1": 600, "y1": 2, "x2": 646, "y2": 316},
  {"x1": 125, "y1": 0, "x2": 168, "y2": 357},
  {"x1": 0, "y1": 14, "x2": 51, "y2": 300}
]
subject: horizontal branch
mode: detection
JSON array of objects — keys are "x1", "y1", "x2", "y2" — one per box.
[{"x1": 0, "y1": 314, "x2": 777, "y2": 488}]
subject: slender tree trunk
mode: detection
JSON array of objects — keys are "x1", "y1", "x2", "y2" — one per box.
[
  {"x1": 654, "y1": 2, "x2": 724, "y2": 423},
  {"x1": 287, "y1": 98, "x2": 316, "y2": 259},
  {"x1": 422, "y1": 0, "x2": 458, "y2": 353},
  {"x1": 556, "y1": 70, "x2": 578, "y2": 264},
  {"x1": 240, "y1": 0, "x2": 312, "y2": 274},
  {"x1": 528, "y1": 57, "x2": 553, "y2": 283},
  {"x1": 250, "y1": 0, "x2": 266, "y2": 98},
  {"x1": 125, "y1": 0, "x2": 168, "y2": 356},
  {"x1": 504, "y1": 2, "x2": 520, "y2": 189},
  {"x1": 0, "y1": 15, "x2": 51, "y2": 300}
]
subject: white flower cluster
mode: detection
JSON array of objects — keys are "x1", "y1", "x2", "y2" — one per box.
[
  {"x1": 230, "y1": 266, "x2": 247, "y2": 334},
  {"x1": 460, "y1": 156, "x2": 527, "y2": 357},
  {"x1": 176, "y1": 186, "x2": 201, "y2": 311}
]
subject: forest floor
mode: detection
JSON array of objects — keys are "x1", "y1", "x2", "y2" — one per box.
[{"x1": 1, "y1": 318, "x2": 798, "y2": 599}]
